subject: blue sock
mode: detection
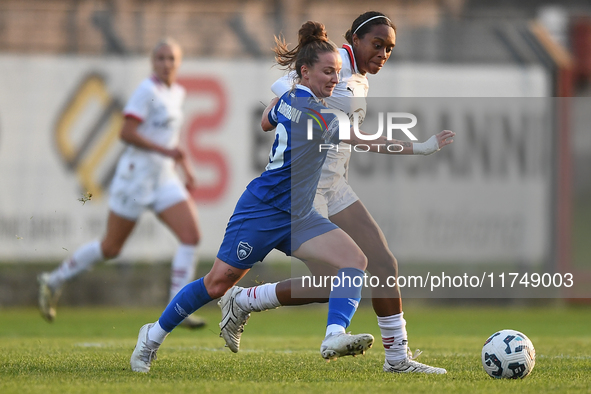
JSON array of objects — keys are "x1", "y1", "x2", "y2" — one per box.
[
  {"x1": 327, "y1": 267, "x2": 364, "y2": 329},
  {"x1": 158, "y1": 277, "x2": 212, "y2": 332}
]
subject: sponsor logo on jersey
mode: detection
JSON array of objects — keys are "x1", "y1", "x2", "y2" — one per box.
[{"x1": 237, "y1": 241, "x2": 253, "y2": 260}]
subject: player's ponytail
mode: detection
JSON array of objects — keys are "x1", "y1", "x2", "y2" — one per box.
[{"x1": 274, "y1": 21, "x2": 337, "y2": 79}]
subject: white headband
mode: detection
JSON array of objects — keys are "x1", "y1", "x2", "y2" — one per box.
[{"x1": 353, "y1": 15, "x2": 392, "y2": 35}]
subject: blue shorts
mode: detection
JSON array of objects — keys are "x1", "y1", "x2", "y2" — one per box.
[{"x1": 216, "y1": 190, "x2": 338, "y2": 270}]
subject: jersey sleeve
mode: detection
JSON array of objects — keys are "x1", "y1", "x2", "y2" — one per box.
[
  {"x1": 267, "y1": 100, "x2": 279, "y2": 127},
  {"x1": 271, "y1": 71, "x2": 297, "y2": 97},
  {"x1": 123, "y1": 81, "x2": 152, "y2": 122}
]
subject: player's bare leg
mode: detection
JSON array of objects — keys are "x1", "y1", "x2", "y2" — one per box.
[
  {"x1": 271, "y1": 201, "x2": 400, "y2": 311},
  {"x1": 329, "y1": 201, "x2": 444, "y2": 373},
  {"x1": 158, "y1": 200, "x2": 206, "y2": 328},
  {"x1": 157, "y1": 199, "x2": 201, "y2": 248},
  {"x1": 277, "y1": 260, "x2": 336, "y2": 304},
  {"x1": 233, "y1": 201, "x2": 445, "y2": 372},
  {"x1": 132, "y1": 258, "x2": 249, "y2": 372},
  {"x1": 329, "y1": 201, "x2": 402, "y2": 315},
  {"x1": 292, "y1": 228, "x2": 373, "y2": 361},
  {"x1": 101, "y1": 211, "x2": 138, "y2": 258},
  {"x1": 38, "y1": 211, "x2": 135, "y2": 322}
]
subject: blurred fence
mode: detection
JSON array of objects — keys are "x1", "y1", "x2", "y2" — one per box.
[
  {"x1": 0, "y1": 0, "x2": 588, "y2": 66},
  {"x1": 0, "y1": 0, "x2": 445, "y2": 57}
]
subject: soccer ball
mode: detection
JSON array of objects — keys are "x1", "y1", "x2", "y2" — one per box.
[{"x1": 481, "y1": 329, "x2": 536, "y2": 379}]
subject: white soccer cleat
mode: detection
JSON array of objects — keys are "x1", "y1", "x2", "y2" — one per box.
[
  {"x1": 320, "y1": 332, "x2": 374, "y2": 361},
  {"x1": 383, "y1": 348, "x2": 447, "y2": 374},
  {"x1": 218, "y1": 286, "x2": 251, "y2": 353},
  {"x1": 37, "y1": 273, "x2": 61, "y2": 323},
  {"x1": 130, "y1": 323, "x2": 160, "y2": 373}
]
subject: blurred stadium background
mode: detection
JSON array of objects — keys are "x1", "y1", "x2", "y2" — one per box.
[{"x1": 0, "y1": 0, "x2": 590, "y2": 307}]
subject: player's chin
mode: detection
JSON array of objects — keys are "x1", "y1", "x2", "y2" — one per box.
[
  {"x1": 324, "y1": 86, "x2": 336, "y2": 96},
  {"x1": 368, "y1": 63, "x2": 384, "y2": 74}
]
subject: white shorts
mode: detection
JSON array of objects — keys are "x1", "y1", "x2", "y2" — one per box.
[
  {"x1": 109, "y1": 176, "x2": 189, "y2": 220},
  {"x1": 313, "y1": 177, "x2": 359, "y2": 218}
]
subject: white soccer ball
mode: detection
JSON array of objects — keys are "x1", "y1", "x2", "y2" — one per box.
[{"x1": 481, "y1": 329, "x2": 536, "y2": 379}]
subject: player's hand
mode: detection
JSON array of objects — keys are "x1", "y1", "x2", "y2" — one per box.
[
  {"x1": 176, "y1": 148, "x2": 197, "y2": 190},
  {"x1": 185, "y1": 173, "x2": 198, "y2": 191},
  {"x1": 162, "y1": 147, "x2": 184, "y2": 161},
  {"x1": 436, "y1": 130, "x2": 455, "y2": 149}
]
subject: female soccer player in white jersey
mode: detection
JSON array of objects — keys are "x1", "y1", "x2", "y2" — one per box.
[
  {"x1": 220, "y1": 11, "x2": 451, "y2": 374},
  {"x1": 130, "y1": 21, "x2": 451, "y2": 373},
  {"x1": 37, "y1": 39, "x2": 206, "y2": 329}
]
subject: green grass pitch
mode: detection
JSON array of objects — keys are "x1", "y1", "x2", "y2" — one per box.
[{"x1": 1, "y1": 304, "x2": 590, "y2": 393}]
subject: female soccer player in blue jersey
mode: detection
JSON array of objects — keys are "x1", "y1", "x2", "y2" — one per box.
[
  {"x1": 131, "y1": 21, "x2": 387, "y2": 373},
  {"x1": 221, "y1": 12, "x2": 454, "y2": 374}
]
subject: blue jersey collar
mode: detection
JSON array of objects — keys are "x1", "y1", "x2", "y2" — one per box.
[{"x1": 294, "y1": 84, "x2": 317, "y2": 99}]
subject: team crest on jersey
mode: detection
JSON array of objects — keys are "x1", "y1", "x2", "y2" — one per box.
[{"x1": 237, "y1": 241, "x2": 253, "y2": 260}]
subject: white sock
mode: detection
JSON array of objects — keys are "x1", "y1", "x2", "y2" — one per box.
[
  {"x1": 325, "y1": 324, "x2": 346, "y2": 338},
  {"x1": 48, "y1": 240, "x2": 104, "y2": 289},
  {"x1": 378, "y1": 312, "x2": 409, "y2": 363},
  {"x1": 169, "y1": 244, "x2": 198, "y2": 302},
  {"x1": 148, "y1": 321, "x2": 169, "y2": 344},
  {"x1": 235, "y1": 283, "x2": 280, "y2": 312}
]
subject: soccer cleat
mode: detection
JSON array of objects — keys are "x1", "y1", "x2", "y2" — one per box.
[
  {"x1": 320, "y1": 332, "x2": 374, "y2": 361},
  {"x1": 37, "y1": 273, "x2": 61, "y2": 323},
  {"x1": 179, "y1": 314, "x2": 207, "y2": 329},
  {"x1": 383, "y1": 349, "x2": 447, "y2": 374},
  {"x1": 218, "y1": 286, "x2": 250, "y2": 353},
  {"x1": 130, "y1": 323, "x2": 160, "y2": 373}
]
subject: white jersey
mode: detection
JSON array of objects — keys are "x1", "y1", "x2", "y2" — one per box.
[
  {"x1": 271, "y1": 44, "x2": 368, "y2": 189},
  {"x1": 118, "y1": 76, "x2": 185, "y2": 187},
  {"x1": 110, "y1": 76, "x2": 187, "y2": 210}
]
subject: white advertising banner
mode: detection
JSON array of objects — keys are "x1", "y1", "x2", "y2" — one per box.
[
  {"x1": 347, "y1": 97, "x2": 552, "y2": 264},
  {"x1": 0, "y1": 55, "x2": 548, "y2": 263}
]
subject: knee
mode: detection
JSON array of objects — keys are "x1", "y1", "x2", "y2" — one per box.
[
  {"x1": 100, "y1": 241, "x2": 122, "y2": 260},
  {"x1": 350, "y1": 250, "x2": 368, "y2": 271},
  {"x1": 367, "y1": 251, "x2": 398, "y2": 277},
  {"x1": 178, "y1": 228, "x2": 201, "y2": 246},
  {"x1": 206, "y1": 285, "x2": 228, "y2": 300},
  {"x1": 203, "y1": 275, "x2": 232, "y2": 299}
]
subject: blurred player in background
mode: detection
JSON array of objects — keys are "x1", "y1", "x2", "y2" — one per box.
[
  {"x1": 130, "y1": 20, "x2": 428, "y2": 373},
  {"x1": 37, "y1": 38, "x2": 206, "y2": 329},
  {"x1": 220, "y1": 11, "x2": 450, "y2": 374}
]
